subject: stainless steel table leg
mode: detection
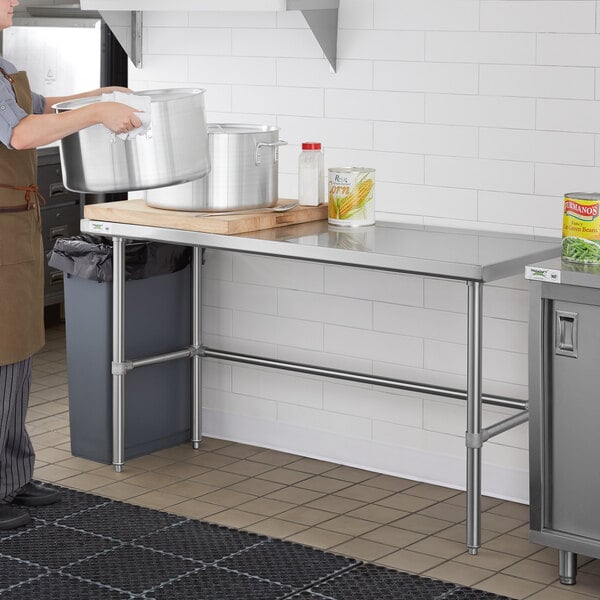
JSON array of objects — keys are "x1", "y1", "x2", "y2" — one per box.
[
  {"x1": 466, "y1": 280, "x2": 483, "y2": 554},
  {"x1": 559, "y1": 550, "x2": 577, "y2": 585},
  {"x1": 192, "y1": 247, "x2": 203, "y2": 449},
  {"x1": 112, "y1": 236, "x2": 125, "y2": 473}
]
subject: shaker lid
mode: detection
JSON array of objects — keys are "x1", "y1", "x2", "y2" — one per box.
[{"x1": 302, "y1": 142, "x2": 321, "y2": 150}]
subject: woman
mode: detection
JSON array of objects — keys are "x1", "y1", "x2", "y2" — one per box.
[{"x1": 0, "y1": 0, "x2": 143, "y2": 529}]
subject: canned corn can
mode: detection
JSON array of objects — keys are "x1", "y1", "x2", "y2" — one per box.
[
  {"x1": 328, "y1": 167, "x2": 375, "y2": 227},
  {"x1": 562, "y1": 192, "x2": 600, "y2": 264}
]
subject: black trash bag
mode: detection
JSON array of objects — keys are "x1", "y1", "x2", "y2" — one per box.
[{"x1": 47, "y1": 235, "x2": 191, "y2": 283}]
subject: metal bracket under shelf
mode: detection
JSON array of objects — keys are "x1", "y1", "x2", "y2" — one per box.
[
  {"x1": 98, "y1": 0, "x2": 338, "y2": 72},
  {"x1": 289, "y1": 0, "x2": 339, "y2": 72},
  {"x1": 98, "y1": 10, "x2": 142, "y2": 69}
]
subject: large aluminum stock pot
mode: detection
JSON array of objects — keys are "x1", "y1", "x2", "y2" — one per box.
[
  {"x1": 145, "y1": 123, "x2": 287, "y2": 211},
  {"x1": 54, "y1": 89, "x2": 210, "y2": 193}
]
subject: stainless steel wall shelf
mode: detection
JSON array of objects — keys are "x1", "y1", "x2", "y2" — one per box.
[{"x1": 82, "y1": 0, "x2": 339, "y2": 71}]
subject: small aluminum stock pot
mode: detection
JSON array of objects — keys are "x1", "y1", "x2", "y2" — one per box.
[{"x1": 145, "y1": 123, "x2": 287, "y2": 212}]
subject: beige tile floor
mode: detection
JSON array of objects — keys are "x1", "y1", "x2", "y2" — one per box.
[{"x1": 23, "y1": 323, "x2": 600, "y2": 600}]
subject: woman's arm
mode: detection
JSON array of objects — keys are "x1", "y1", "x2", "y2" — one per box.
[
  {"x1": 42, "y1": 86, "x2": 132, "y2": 114},
  {"x1": 10, "y1": 100, "x2": 142, "y2": 150}
]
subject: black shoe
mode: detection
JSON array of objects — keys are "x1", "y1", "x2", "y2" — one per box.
[
  {"x1": 12, "y1": 482, "x2": 61, "y2": 507},
  {"x1": 0, "y1": 504, "x2": 30, "y2": 530}
]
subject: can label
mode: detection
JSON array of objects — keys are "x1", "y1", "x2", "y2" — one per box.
[
  {"x1": 562, "y1": 193, "x2": 600, "y2": 264},
  {"x1": 328, "y1": 167, "x2": 375, "y2": 227}
]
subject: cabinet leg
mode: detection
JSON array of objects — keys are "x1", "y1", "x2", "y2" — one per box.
[
  {"x1": 112, "y1": 236, "x2": 126, "y2": 472},
  {"x1": 559, "y1": 550, "x2": 577, "y2": 585},
  {"x1": 466, "y1": 281, "x2": 483, "y2": 554},
  {"x1": 191, "y1": 247, "x2": 203, "y2": 449}
]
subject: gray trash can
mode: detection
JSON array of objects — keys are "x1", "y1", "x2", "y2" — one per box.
[{"x1": 49, "y1": 236, "x2": 192, "y2": 463}]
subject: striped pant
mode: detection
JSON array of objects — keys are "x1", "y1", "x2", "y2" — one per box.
[{"x1": 0, "y1": 358, "x2": 34, "y2": 503}]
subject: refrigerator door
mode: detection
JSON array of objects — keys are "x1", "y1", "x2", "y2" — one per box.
[{"x1": 2, "y1": 17, "x2": 102, "y2": 99}]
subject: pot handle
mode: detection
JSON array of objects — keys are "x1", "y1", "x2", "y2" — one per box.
[
  {"x1": 255, "y1": 140, "x2": 288, "y2": 165},
  {"x1": 108, "y1": 127, "x2": 153, "y2": 144}
]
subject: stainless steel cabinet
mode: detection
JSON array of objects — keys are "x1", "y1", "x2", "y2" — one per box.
[{"x1": 528, "y1": 261, "x2": 600, "y2": 585}]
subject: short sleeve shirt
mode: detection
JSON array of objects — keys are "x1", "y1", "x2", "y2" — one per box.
[{"x1": 0, "y1": 56, "x2": 46, "y2": 148}]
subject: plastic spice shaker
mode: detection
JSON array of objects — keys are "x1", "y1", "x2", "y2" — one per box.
[{"x1": 298, "y1": 142, "x2": 324, "y2": 206}]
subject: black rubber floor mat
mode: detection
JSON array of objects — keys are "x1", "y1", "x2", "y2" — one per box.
[
  {"x1": 151, "y1": 565, "x2": 293, "y2": 600},
  {"x1": 219, "y1": 537, "x2": 359, "y2": 588},
  {"x1": 63, "y1": 544, "x2": 198, "y2": 594},
  {"x1": 28, "y1": 485, "x2": 110, "y2": 523},
  {"x1": 446, "y1": 589, "x2": 514, "y2": 599},
  {"x1": 0, "y1": 573, "x2": 132, "y2": 599},
  {"x1": 0, "y1": 523, "x2": 119, "y2": 569},
  {"x1": 137, "y1": 519, "x2": 267, "y2": 563},
  {"x1": 286, "y1": 592, "x2": 332, "y2": 599},
  {"x1": 0, "y1": 554, "x2": 46, "y2": 589},
  {"x1": 59, "y1": 500, "x2": 186, "y2": 542},
  {"x1": 308, "y1": 564, "x2": 455, "y2": 599},
  {"x1": 0, "y1": 483, "x2": 516, "y2": 599}
]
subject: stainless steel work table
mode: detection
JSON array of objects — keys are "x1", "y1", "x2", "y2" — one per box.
[{"x1": 80, "y1": 216, "x2": 561, "y2": 554}]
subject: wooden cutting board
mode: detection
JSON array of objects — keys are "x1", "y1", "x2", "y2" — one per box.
[{"x1": 84, "y1": 198, "x2": 328, "y2": 235}]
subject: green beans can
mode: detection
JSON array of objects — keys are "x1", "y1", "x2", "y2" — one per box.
[{"x1": 562, "y1": 192, "x2": 600, "y2": 264}]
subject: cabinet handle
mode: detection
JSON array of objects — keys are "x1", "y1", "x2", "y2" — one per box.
[
  {"x1": 49, "y1": 182, "x2": 67, "y2": 197},
  {"x1": 50, "y1": 225, "x2": 69, "y2": 241},
  {"x1": 555, "y1": 310, "x2": 578, "y2": 358},
  {"x1": 49, "y1": 271, "x2": 63, "y2": 285}
]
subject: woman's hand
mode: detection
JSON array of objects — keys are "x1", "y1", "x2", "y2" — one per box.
[{"x1": 96, "y1": 102, "x2": 143, "y2": 135}]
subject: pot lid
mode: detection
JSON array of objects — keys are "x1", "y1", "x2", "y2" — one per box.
[{"x1": 208, "y1": 123, "x2": 280, "y2": 135}]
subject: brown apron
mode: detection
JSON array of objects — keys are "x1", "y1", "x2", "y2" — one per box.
[{"x1": 0, "y1": 68, "x2": 45, "y2": 366}]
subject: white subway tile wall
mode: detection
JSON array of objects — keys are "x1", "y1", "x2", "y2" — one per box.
[{"x1": 126, "y1": 0, "x2": 599, "y2": 501}]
